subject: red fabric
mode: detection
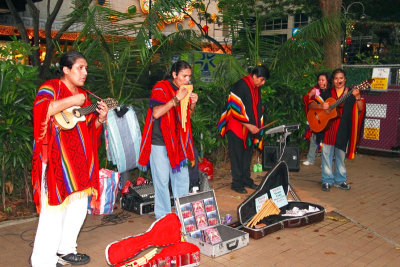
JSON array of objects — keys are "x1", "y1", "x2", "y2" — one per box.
[
  {"x1": 31, "y1": 79, "x2": 101, "y2": 213},
  {"x1": 138, "y1": 80, "x2": 195, "y2": 171},
  {"x1": 303, "y1": 86, "x2": 319, "y2": 115},
  {"x1": 198, "y1": 157, "x2": 214, "y2": 180},
  {"x1": 347, "y1": 99, "x2": 366, "y2": 159},
  {"x1": 323, "y1": 88, "x2": 344, "y2": 146},
  {"x1": 242, "y1": 75, "x2": 259, "y2": 127}
]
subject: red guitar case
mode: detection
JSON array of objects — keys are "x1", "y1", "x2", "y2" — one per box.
[{"x1": 105, "y1": 213, "x2": 200, "y2": 266}]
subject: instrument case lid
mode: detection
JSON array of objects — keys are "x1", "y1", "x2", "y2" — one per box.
[{"x1": 237, "y1": 161, "x2": 290, "y2": 225}]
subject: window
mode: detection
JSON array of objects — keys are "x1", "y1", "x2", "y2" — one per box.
[
  {"x1": 263, "y1": 34, "x2": 287, "y2": 45},
  {"x1": 294, "y1": 14, "x2": 309, "y2": 28},
  {"x1": 264, "y1": 18, "x2": 288, "y2": 30}
]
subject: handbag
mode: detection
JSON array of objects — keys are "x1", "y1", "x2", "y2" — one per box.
[{"x1": 88, "y1": 168, "x2": 120, "y2": 215}]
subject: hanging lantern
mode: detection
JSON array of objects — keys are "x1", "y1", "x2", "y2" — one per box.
[
  {"x1": 210, "y1": 13, "x2": 217, "y2": 22},
  {"x1": 176, "y1": 22, "x2": 184, "y2": 32},
  {"x1": 202, "y1": 25, "x2": 209, "y2": 34},
  {"x1": 158, "y1": 22, "x2": 165, "y2": 31},
  {"x1": 127, "y1": 5, "x2": 137, "y2": 15},
  {"x1": 188, "y1": 19, "x2": 195, "y2": 28},
  {"x1": 345, "y1": 37, "x2": 352, "y2": 45}
]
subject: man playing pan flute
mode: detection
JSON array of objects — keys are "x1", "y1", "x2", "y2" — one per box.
[
  {"x1": 138, "y1": 60, "x2": 198, "y2": 219},
  {"x1": 218, "y1": 65, "x2": 270, "y2": 194}
]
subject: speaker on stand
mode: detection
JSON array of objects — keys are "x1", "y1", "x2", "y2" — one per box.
[{"x1": 262, "y1": 123, "x2": 300, "y2": 172}]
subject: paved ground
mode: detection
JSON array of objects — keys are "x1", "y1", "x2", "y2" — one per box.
[{"x1": 1, "y1": 153, "x2": 400, "y2": 266}]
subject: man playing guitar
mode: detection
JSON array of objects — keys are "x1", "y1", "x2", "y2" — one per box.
[{"x1": 308, "y1": 68, "x2": 365, "y2": 192}]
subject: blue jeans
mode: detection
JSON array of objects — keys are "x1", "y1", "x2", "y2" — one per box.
[
  {"x1": 150, "y1": 145, "x2": 189, "y2": 219},
  {"x1": 321, "y1": 144, "x2": 346, "y2": 185},
  {"x1": 306, "y1": 133, "x2": 318, "y2": 163}
]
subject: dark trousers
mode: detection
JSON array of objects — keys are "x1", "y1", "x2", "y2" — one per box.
[{"x1": 227, "y1": 131, "x2": 254, "y2": 189}]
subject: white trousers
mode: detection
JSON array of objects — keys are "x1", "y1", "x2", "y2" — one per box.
[{"x1": 31, "y1": 164, "x2": 88, "y2": 267}]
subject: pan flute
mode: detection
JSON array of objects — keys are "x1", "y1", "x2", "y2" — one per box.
[{"x1": 180, "y1": 84, "x2": 193, "y2": 132}]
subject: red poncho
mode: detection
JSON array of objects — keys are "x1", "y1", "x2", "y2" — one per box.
[
  {"x1": 31, "y1": 79, "x2": 102, "y2": 213},
  {"x1": 138, "y1": 80, "x2": 195, "y2": 172}
]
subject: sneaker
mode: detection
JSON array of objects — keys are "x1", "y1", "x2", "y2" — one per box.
[
  {"x1": 57, "y1": 253, "x2": 90, "y2": 265},
  {"x1": 334, "y1": 182, "x2": 351, "y2": 190},
  {"x1": 321, "y1": 183, "x2": 330, "y2": 191},
  {"x1": 303, "y1": 160, "x2": 314, "y2": 166}
]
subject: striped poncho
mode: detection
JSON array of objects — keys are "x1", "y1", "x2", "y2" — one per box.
[
  {"x1": 31, "y1": 79, "x2": 102, "y2": 213},
  {"x1": 217, "y1": 74, "x2": 264, "y2": 149}
]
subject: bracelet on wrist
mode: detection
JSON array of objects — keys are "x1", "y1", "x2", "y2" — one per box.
[
  {"x1": 98, "y1": 117, "x2": 106, "y2": 124},
  {"x1": 172, "y1": 96, "x2": 179, "y2": 106}
]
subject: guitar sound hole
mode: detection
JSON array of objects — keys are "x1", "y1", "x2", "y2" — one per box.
[
  {"x1": 314, "y1": 113, "x2": 320, "y2": 123},
  {"x1": 73, "y1": 109, "x2": 81, "y2": 117}
]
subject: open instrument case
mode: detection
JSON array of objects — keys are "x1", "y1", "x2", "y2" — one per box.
[
  {"x1": 176, "y1": 190, "x2": 249, "y2": 258},
  {"x1": 237, "y1": 161, "x2": 325, "y2": 239}
]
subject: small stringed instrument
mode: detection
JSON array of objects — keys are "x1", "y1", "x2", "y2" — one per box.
[
  {"x1": 307, "y1": 79, "x2": 372, "y2": 133},
  {"x1": 54, "y1": 97, "x2": 118, "y2": 130}
]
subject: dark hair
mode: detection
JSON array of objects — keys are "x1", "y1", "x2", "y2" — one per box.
[
  {"x1": 316, "y1": 72, "x2": 329, "y2": 82},
  {"x1": 59, "y1": 51, "x2": 86, "y2": 76},
  {"x1": 251, "y1": 65, "x2": 270, "y2": 79},
  {"x1": 170, "y1": 60, "x2": 192, "y2": 77},
  {"x1": 331, "y1": 68, "x2": 346, "y2": 79}
]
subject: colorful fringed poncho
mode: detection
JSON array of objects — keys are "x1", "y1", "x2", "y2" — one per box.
[
  {"x1": 31, "y1": 79, "x2": 102, "y2": 213},
  {"x1": 320, "y1": 87, "x2": 366, "y2": 159},
  {"x1": 217, "y1": 74, "x2": 264, "y2": 149},
  {"x1": 138, "y1": 80, "x2": 195, "y2": 172}
]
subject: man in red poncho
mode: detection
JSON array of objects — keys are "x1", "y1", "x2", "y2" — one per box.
[
  {"x1": 217, "y1": 66, "x2": 270, "y2": 194},
  {"x1": 138, "y1": 60, "x2": 198, "y2": 219},
  {"x1": 31, "y1": 51, "x2": 109, "y2": 266}
]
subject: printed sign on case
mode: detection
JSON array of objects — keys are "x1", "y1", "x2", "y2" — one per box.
[
  {"x1": 270, "y1": 186, "x2": 288, "y2": 208},
  {"x1": 255, "y1": 193, "x2": 269, "y2": 213}
]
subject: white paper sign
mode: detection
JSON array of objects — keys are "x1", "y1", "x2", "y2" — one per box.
[
  {"x1": 270, "y1": 186, "x2": 288, "y2": 208},
  {"x1": 255, "y1": 193, "x2": 269, "y2": 213},
  {"x1": 371, "y1": 68, "x2": 390, "y2": 91}
]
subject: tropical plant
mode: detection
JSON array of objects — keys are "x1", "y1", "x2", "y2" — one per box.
[
  {"x1": 5, "y1": 0, "x2": 92, "y2": 79},
  {"x1": 0, "y1": 38, "x2": 39, "y2": 211}
]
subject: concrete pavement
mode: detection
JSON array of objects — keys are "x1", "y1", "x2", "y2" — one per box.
[{"x1": 1, "y1": 153, "x2": 399, "y2": 266}]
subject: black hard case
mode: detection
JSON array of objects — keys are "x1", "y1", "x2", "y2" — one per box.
[{"x1": 237, "y1": 161, "x2": 325, "y2": 239}]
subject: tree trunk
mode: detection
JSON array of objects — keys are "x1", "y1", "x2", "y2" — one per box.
[{"x1": 320, "y1": 0, "x2": 342, "y2": 69}]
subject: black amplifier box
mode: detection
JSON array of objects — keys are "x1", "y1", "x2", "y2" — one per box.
[{"x1": 121, "y1": 194, "x2": 174, "y2": 215}]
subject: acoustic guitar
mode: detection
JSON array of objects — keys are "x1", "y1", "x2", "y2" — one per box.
[
  {"x1": 307, "y1": 79, "x2": 372, "y2": 133},
  {"x1": 54, "y1": 97, "x2": 118, "y2": 130}
]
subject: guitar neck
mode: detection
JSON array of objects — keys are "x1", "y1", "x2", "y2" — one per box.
[
  {"x1": 79, "y1": 103, "x2": 98, "y2": 116},
  {"x1": 329, "y1": 87, "x2": 355, "y2": 110}
]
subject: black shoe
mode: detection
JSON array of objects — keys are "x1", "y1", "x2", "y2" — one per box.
[
  {"x1": 57, "y1": 253, "x2": 90, "y2": 265},
  {"x1": 232, "y1": 187, "x2": 247, "y2": 194},
  {"x1": 245, "y1": 183, "x2": 258, "y2": 190},
  {"x1": 57, "y1": 262, "x2": 71, "y2": 267},
  {"x1": 334, "y1": 182, "x2": 351, "y2": 190},
  {"x1": 321, "y1": 183, "x2": 330, "y2": 191}
]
